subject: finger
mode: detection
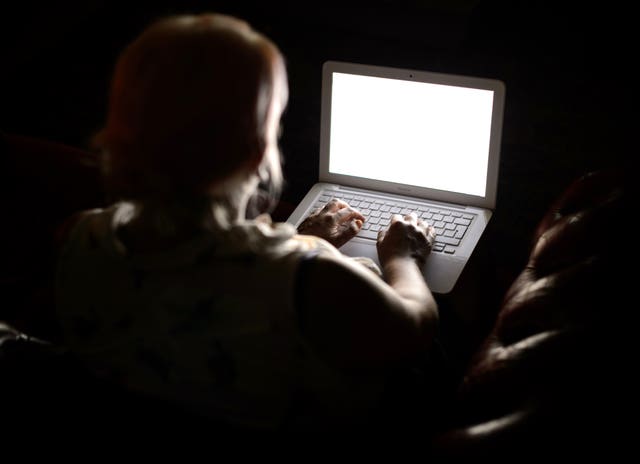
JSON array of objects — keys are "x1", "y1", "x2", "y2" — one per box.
[
  {"x1": 308, "y1": 205, "x2": 321, "y2": 216},
  {"x1": 350, "y1": 218, "x2": 364, "y2": 235},
  {"x1": 416, "y1": 218, "x2": 430, "y2": 233},
  {"x1": 334, "y1": 207, "x2": 365, "y2": 223},
  {"x1": 426, "y1": 225, "x2": 436, "y2": 243},
  {"x1": 334, "y1": 199, "x2": 349, "y2": 209},
  {"x1": 404, "y1": 212, "x2": 418, "y2": 224},
  {"x1": 323, "y1": 198, "x2": 349, "y2": 212},
  {"x1": 377, "y1": 228, "x2": 386, "y2": 242},
  {"x1": 320, "y1": 200, "x2": 334, "y2": 212},
  {"x1": 321, "y1": 198, "x2": 339, "y2": 212},
  {"x1": 390, "y1": 214, "x2": 403, "y2": 224},
  {"x1": 344, "y1": 215, "x2": 364, "y2": 238}
]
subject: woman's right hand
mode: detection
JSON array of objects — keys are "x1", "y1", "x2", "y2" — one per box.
[
  {"x1": 376, "y1": 213, "x2": 435, "y2": 268},
  {"x1": 300, "y1": 211, "x2": 439, "y2": 370}
]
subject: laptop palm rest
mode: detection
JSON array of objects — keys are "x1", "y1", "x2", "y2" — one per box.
[{"x1": 339, "y1": 237, "x2": 465, "y2": 294}]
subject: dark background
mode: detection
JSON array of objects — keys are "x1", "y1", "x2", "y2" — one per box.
[{"x1": 1, "y1": 0, "x2": 632, "y2": 353}]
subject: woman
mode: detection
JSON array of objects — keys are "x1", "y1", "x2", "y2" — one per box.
[{"x1": 55, "y1": 13, "x2": 438, "y2": 430}]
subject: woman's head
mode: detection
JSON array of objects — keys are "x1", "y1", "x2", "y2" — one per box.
[{"x1": 97, "y1": 13, "x2": 288, "y2": 204}]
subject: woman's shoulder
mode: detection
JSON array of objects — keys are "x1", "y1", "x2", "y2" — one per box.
[
  {"x1": 60, "y1": 203, "x2": 125, "y2": 232},
  {"x1": 55, "y1": 203, "x2": 130, "y2": 257}
]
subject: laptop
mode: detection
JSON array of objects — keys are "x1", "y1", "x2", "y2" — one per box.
[{"x1": 287, "y1": 60, "x2": 505, "y2": 294}]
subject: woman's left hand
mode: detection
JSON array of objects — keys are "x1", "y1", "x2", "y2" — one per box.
[{"x1": 297, "y1": 198, "x2": 365, "y2": 248}]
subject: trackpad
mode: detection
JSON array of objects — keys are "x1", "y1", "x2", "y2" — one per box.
[
  {"x1": 339, "y1": 238, "x2": 464, "y2": 294},
  {"x1": 339, "y1": 239, "x2": 381, "y2": 266}
]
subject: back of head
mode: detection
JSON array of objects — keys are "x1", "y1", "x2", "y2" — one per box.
[{"x1": 96, "y1": 13, "x2": 287, "y2": 201}]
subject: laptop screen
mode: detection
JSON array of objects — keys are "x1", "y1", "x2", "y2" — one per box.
[{"x1": 328, "y1": 71, "x2": 495, "y2": 198}]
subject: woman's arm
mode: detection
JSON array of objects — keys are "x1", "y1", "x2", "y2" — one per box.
[{"x1": 297, "y1": 214, "x2": 437, "y2": 371}]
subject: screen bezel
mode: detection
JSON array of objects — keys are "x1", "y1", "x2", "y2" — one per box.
[{"x1": 318, "y1": 61, "x2": 505, "y2": 209}]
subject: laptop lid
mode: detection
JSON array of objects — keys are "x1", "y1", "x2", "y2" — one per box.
[{"x1": 319, "y1": 61, "x2": 505, "y2": 210}]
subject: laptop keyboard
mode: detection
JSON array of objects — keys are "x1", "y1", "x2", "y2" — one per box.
[{"x1": 308, "y1": 190, "x2": 475, "y2": 254}]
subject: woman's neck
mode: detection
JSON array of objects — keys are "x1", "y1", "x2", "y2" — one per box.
[{"x1": 113, "y1": 171, "x2": 260, "y2": 252}]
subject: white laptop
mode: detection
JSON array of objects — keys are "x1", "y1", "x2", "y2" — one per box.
[{"x1": 287, "y1": 60, "x2": 505, "y2": 294}]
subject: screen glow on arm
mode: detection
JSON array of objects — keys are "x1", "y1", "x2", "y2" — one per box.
[{"x1": 329, "y1": 73, "x2": 494, "y2": 197}]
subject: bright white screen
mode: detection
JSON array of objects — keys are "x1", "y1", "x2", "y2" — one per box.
[{"x1": 329, "y1": 72, "x2": 494, "y2": 197}]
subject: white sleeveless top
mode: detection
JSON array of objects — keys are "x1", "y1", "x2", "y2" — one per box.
[{"x1": 55, "y1": 202, "x2": 384, "y2": 429}]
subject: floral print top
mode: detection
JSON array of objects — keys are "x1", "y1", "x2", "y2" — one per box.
[{"x1": 55, "y1": 203, "x2": 383, "y2": 429}]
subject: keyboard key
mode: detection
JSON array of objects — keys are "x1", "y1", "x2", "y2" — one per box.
[
  {"x1": 304, "y1": 190, "x2": 477, "y2": 253},
  {"x1": 436, "y1": 236, "x2": 460, "y2": 246},
  {"x1": 357, "y1": 229, "x2": 379, "y2": 240},
  {"x1": 455, "y1": 225, "x2": 468, "y2": 238}
]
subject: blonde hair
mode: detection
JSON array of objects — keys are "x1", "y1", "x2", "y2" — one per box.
[{"x1": 95, "y1": 14, "x2": 288, "y2": 203}]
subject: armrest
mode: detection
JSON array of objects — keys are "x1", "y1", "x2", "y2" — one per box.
[
  {"x1": 434, "y1": 169, "x2": 627, "y2": 458},
  {"x1": 0, "y1": 132, "x2": 106, "y2": 340}
]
